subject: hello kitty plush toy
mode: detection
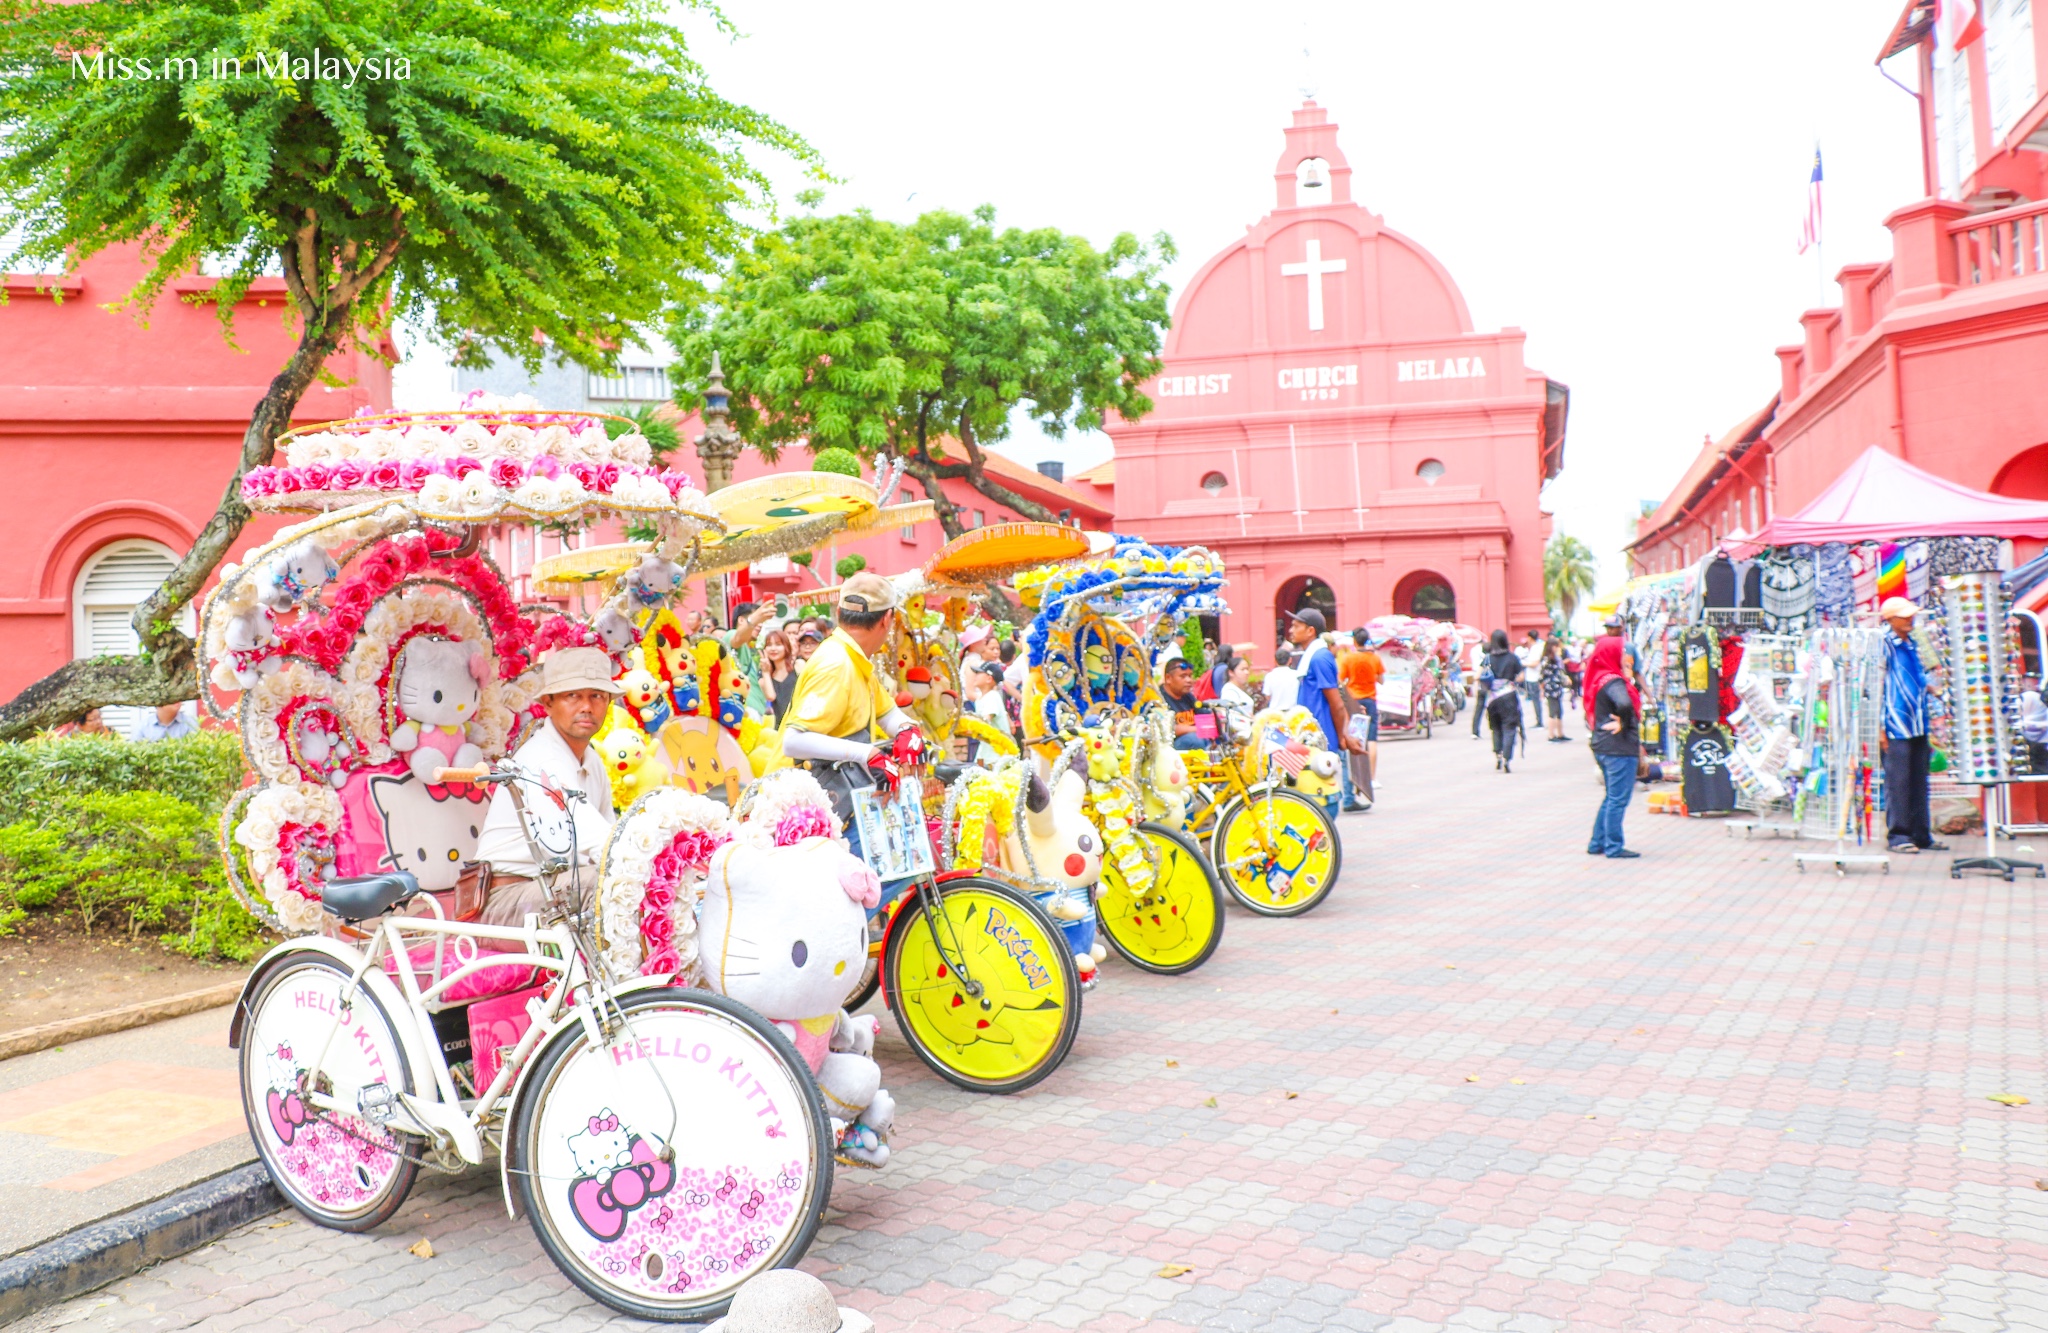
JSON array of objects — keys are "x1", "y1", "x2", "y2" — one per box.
[
  {"x1": 389, "y1": 637, "x2": 488, "y2": 784},
  {"x1": 256, "y1": 538, "x2": 338, "y2": 612},
  {"x1": 700, "y1": 803, "x2": 896, "y2": 1168},
  {"x1": 211, "y1": 603, "x2": 281, "y2": 691},
  {"x1": 591, "y1": 607, "x2": 638, "y2": 659}
]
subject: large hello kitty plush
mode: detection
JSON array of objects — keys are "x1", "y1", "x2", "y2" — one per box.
[
  {"x1": 700, "y1": 829, "x2": 896, "y2": 1168},
  {"x1": 256, "y1": 538, "x2": 339, "y2": 612},
  {"x1": 369, "y1": 774, "x2": 486, "y2": 892},
  {"x1": 590, "y1": 607, "x2": 638, "y2": 658},
  {"x1": 389, "y1": 637, "x2": 487, "y2": 784},
  {"x1": 211, "y1": 603, "x2": 281, "y2": 691},
  {"x1": 625, "y1": 553, "x2": 684, "y2": 610}
]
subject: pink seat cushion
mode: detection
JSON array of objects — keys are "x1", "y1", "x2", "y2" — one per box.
[{"x1": 384, "y1": 942, "x2": 540, "y2": 1003}]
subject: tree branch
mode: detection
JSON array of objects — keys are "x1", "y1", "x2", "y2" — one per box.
[
  {"x1": 0, "y1": 654, "x2": 191, "y2": 743},
  {"x1": 954, "y1": 414, "x2": 1057, "y2": 524}
]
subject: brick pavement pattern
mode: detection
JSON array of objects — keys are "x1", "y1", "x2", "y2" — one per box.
[{"x1": 20, "y1": 727, "x2": 2048, "y2": 1332}]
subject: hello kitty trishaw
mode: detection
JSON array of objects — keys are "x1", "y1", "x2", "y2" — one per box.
[{"x1": 207, "y1": 405, "x2": 843, "y2": 1322}]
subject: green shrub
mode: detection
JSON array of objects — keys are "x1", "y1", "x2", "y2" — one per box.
[
  {"x1": 0, "y1": 734, "x2": 264, "y2": 960},
  {"x1": 0, "y1": 788, "x2": 264, "y2": 960},
  {"x1": 0, "y1": 732, "x2": 242, "y2": 824},
  {"x1": 834, "y1": 553, "x2": 867, "y2": 579},
  {"x1": 811, "y1": 446, "x2": 862, "y2": 477}
]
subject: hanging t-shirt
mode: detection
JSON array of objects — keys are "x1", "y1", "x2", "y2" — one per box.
[
  {"x1": 1681, "y1": 724, "x2": 1736, "y2": 814},
  {"x1": 1680, "y1": 627, "x2": 1720, "y2": 724},
  {"x1": 1815, "y1": 543, "x2": 1853, "y2": 624},
  {"x1": 1703, "y1": 555, "x2": 1738, "y2": 609}
]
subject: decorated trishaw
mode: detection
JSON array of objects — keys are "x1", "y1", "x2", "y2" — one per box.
[
  {"x1": 1012, "y1": 537, "x2": 1231, "y2": 969},
  {"x1": 1011, "y1": 540, "x2": 1345, "y2": 920},
  {"x1": 207, "y1": 405, "x2": 939, "y2": 1322}
]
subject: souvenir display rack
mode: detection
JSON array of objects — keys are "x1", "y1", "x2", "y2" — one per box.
[
  {"x1": 1931, "y1": 573, "x2": 2044, "y2": 879},
  {"x1": 1794, "y1": 628, "x2": 1893, "y2": 875}
]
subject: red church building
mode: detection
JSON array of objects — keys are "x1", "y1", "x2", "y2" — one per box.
[
  {"x1": 1630, "y1": 1, "x2": 2048, "y2": 583},
  {"x1": 1104, "y1": 101, "x2": 1568, "y2": 650}
]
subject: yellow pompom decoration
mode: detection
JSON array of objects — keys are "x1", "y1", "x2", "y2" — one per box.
[{"x1": 951, "y1": 768, "x2": 1022, "y2": 871}]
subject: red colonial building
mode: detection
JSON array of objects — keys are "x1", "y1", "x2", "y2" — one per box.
[
  {"x1": 1632, "y1": 1, "x2": 2048, "y2": 582},
  {"x1": 0, "y1": 247, "x2": 392, "y2": 724},
  {"x1": 1103, "y1": 102, "x2": 1567, "y2": 653}
]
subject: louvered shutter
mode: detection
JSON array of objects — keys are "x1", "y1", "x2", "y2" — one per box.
[{"x1": 73, "y1": 543, "x2": 180, "y2": 738}]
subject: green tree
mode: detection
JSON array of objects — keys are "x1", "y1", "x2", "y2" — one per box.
[
  {"x1": 671, "y1": 205, "x2": 1172, "y2": 538},
  {"x1": 0, "y1": 0, "x2": 812, "y2": 738},
  {"x1": 1544, "y1": 534, "x2": 1599, "y2": 629}
]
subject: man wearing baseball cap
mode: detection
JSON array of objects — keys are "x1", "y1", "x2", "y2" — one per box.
[
  {"x1": 1283, "y1": 606, "x2": 1366, "y2": 822},
  {"x1": 475, "y1": 646, "x2": 623, "y2": 928},
  {"x1": 779, "y1": 573, "x2": 923, "y2": 865},
  {"x1": 1879, "y1": 596, "x2": 1945, "y2": 853}
]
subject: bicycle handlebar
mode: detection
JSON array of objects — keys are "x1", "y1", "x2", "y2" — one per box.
[{"x1": 433, "y1": 764, "x2": 497, "y2": 784}]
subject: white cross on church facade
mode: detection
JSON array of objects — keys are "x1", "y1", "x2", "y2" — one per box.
[{"x1": 1279, "y1": 237, "x2": 1346, "y2": 332}]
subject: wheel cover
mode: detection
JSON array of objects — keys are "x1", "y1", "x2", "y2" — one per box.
[
  {"x1": 1219, "y1": 795, "x2": 1336, "y2": 908},
  {"x1": 243, "y1": 960, "x2": 407, "y2": 1218},
  {"x1": 525, "y1": 1001, "x2": 823, "y2": 1307},
  {"x1": 892, "y1": 887, "x2": 1071, "y2": 1085},
  {"x1": 1096, "y1": 831, "x2": 1220, "y2": 970}
]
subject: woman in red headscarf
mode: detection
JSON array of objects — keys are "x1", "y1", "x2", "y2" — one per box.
[{"x1": 1582, "y1": 634, "x2": 1643, "y2": 859}]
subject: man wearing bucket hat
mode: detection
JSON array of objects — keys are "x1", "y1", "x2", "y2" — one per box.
[
  {"x1": 705, "y1": 1269, "x2": 875, "y2": 1333},
  {"x1": 475, "y1": 646, "x2": 623, "y2": 927},
  {"x1": 1878, "y1": 596, "x2": 1947, "y2": 854}
]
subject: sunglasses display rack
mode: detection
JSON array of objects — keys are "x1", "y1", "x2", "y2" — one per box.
[
  {"x1": 1935, "y1": 572, "x2": 2045, "y2": 879},
  {"x1": 1794, "y1": 627, "x2": 1893, "y2": 875}
]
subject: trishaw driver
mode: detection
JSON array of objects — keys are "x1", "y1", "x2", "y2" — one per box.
[
  {"x1": 474, "y1": 647, "x2": 621, "y2": 927},
  {"x1": 778, "y1": 573, "x2": 920, "y2": 873}
]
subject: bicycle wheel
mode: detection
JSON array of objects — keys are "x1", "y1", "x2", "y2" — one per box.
[
  {"x1": 237, "y1": 950, "x2": 419, "y2": 1231},
  {"x1": 843, "y1": 945, "x2": 882, "y2": 1014},
  {"x1": 1094, "y1": 823, "x2": 1226, "y2": 975},
  {"x1": 883, "y1": 876, "x2": 1081, "y2": 1095},
  {"x1": 509, "y1": 989, "x2": 833, "y2": 1323},
  {"x1": 1211, "y1": 787, "x2": 1342, "y2": 917}
]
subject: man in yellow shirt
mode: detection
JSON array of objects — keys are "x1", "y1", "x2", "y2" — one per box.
[{"x1": 779, "y1": 573, "x2": 922, "y2": 879}]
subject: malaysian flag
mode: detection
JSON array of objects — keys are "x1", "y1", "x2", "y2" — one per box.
[
  {"x1": 1938, "y1": 0, "x2": 1983, "y2": 53},
  {"x1": 1797, "y1": 148, "x2": 1823, "y2": 256}
]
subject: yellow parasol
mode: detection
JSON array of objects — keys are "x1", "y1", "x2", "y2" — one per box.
[{"x1": 922, "y1": 521, "x2": 1093, "y2": 591}]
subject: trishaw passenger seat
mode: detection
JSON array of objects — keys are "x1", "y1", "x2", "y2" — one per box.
[
  {"x1": 932, "y1": 761, "x2": 967, "y2": 784},
  {"x1": 321, "y1": 872, "x2": 422, "y2": 921}
]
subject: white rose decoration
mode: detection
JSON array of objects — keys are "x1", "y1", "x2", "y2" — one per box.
[
  {"x1": 450, "y1": 420, "x2": 495, "y2": 458},
  {"x1": 531, "y1": 424, "x2": 574, "y2": 461},
  {"x1": 493, "y1": 423, "x2": 537, "y2": 461},
  {"x1": 455, "y1": 471, "x2": 499, "y2": 515},
  {"x1": 511, "y1": 476, "x2": 557, "y2": 514},
  {"x1": 612, "y1": 433, "x2": 653, "y2": 467},
  {"x1": 417, "y1": 475, "x2": 458, "y2": 511}
]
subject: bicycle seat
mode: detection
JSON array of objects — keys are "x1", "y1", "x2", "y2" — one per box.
[
  {"x1": 933, "y1": 761, "x2": 967, "y2": 784},
  {"x1": 321, "y1": 872, "x2": 422, "y2": 921}
]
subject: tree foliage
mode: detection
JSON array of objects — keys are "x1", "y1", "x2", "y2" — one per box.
[
  {"x1": 0, "y1": 0, "x2": 812, "y2": 737},
  {"x1": 670, "y1": 205, "x2": 1172, "y2": 535},
  {"x1": 1544, "y1": 534, "x2": 1599, "y2": 628}
]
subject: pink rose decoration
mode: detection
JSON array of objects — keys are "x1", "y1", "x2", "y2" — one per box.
[
  {"x1": 366, "y1": 460, "x2": 404, "y2": 491},
  {"x1": 658, "y1": 470, "x2": 690, "y2": 497},
  {"x1": 301, "y1": 463, "x2": 332, "y2": 491},
  {"x1": 597, "y1": 463, "x2": 621, "y2": 492},
  {"x1": 488, "y1": 456, "x2": 526, "y2": 489},
  {"x1": 330, "y1": 581, "x2": 374, "y2": 618},
  {"x1": 447, "y1": 456, "x2": 482, "y2": 479},
  {"x1": 643, "y1": 911, "x2": 674, "y2": 946},
  {"x1": 399, "y1": 458, "x2": 434, "y2": 490},
  {"x1": 529, "y1": 454, "x2": 560, "y2": 480},
  {"x1": 644, "y1": 883, "x2": 676, "y2": 914},
  {"x1": 567, "y1": 461, "x2": 599, "y2": 490},
  {"x1": 641, "y1": 947, "x2": 681, "y2": 977},
  {"x1": 241, "y1": 468, "x2": 278, "y2": 499},
  {"x1": 328, "y1": 459, "x2": 367, "y2": 491}
]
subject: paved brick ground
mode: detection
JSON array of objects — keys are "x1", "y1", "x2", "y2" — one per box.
[{"x1": 21, "y1": 728, "x2": 2048, "y2": 1332}]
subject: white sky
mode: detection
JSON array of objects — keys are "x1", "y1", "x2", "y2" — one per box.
[{"x1": 398, "y1": 0, "x2": 1930, "y2": 595}]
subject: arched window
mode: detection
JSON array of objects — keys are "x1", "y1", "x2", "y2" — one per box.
[
  {"x1": 1416, "y1": 459, "x2": 1446, "y2": 485},
  {"x1": 73, "y1": 539, "x2": 185, "y2": 736},
  {"x1": 1274, "y1": 574, "x2": 1338, "y2": 647},
  {"x1": 1200, "y1": 470, "x2": 1228, "y2": 494},
  {"x1": 1392, "y1": 570, "x2": 1456, "y2": 620}
]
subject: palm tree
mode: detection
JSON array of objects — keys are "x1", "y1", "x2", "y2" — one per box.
[{"x1": 1545, "y1": 534, "x2": 1598, "y2": 629}]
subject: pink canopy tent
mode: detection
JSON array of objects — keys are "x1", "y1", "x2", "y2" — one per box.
[{"x1": 1749, "y1": 447, "x2": 2048, "y2": 546}]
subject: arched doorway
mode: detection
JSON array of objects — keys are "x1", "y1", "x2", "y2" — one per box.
[
  {"x1": 1992, "y1": 443, "x2": 2048, "y2": 500},
  {"x1": 1274, "y1": 574, "x2": 1337, "y2": 646},
  {"x1": 1392, "y1": 570, "x2": 1456, "y2": 621}
]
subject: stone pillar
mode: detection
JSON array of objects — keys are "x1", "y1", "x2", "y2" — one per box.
[
  {"x1": 1883, "y1": 198, "x2": 1971, "y2": 307},
  {"x1": 693, "y1": 352, "x2": 745, "y2": 625}
]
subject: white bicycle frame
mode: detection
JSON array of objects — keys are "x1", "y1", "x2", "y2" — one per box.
[{"x1": 236, "y1": 760, "x2": 679, "y2": 1219}]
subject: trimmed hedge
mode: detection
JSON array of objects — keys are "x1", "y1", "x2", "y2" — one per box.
[
  {"x1": 0, "y1": 732, "x2": 264, "y2": 960},
  {"x1": 0, "y1": 732, "x2": 243, "y2": 823}
]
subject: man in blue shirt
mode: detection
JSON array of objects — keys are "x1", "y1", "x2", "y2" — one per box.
[
  {"x1": 1283, "y1": 608, "x2": 1365, "y2": 821},
  {"x1": 1879, "y1": 596, "x2": 1945, "y2": 854}
]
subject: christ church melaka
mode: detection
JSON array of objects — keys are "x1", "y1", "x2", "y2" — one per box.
[{"x1": 1102, "y1": 102, "x2": 1568, "y2": 650}]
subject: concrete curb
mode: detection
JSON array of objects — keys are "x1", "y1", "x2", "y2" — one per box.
[
  {"x1": 0, "y1": 1163, "x2": 281, "y2": 1324},
  {"x1": 0, "y1": 982, "x2": 245, "y2": 1062}
]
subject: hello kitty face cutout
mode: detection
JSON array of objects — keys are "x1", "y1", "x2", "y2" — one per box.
[{"x1": 369, "y1": 774, "x2": 485, "y2": 891}]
